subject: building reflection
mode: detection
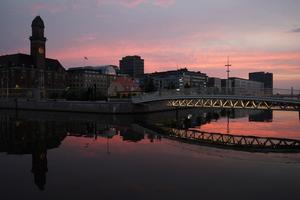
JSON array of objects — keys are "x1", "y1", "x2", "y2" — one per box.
[
  {"x1": 0, "y1": 115, "x2": 67, "y2": 190},
  {"x1": 158, "y1": 109, "x2": 274, "y2": 130},
  {"x1": 120, "y1": 129, "x2": 144, "y2": 142},
  {"x1": 0, "y1": 114, "x2": 156, "y2": 191},
  {"x1": 249, "y1": 110, "x2": 273, "y2": 122},
  {"x1": 31, "y1": 145, "x2": 48, "y2": 190},
  {"x1": 0, "y1": 109, "x2": 275, "y2": 191},
  {"x1": 65, "y1": 122, "x2": 148, "y2": 143}
]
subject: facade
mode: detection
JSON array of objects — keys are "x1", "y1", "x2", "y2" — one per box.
[
  {"x1": 119, "y1": 56, "x2": 144, "y2": 78},
  {"x1": 91, "y1": 65, "x2": 119, "y2": 75},
  {"x1": 249, "y1": 72, "x2": 273, "y2": 95},
  {"x1": 208, "y1": 77, "x2": 222, "y2": 92},
  {"x1": 107, "y1": 77, "x2": 141, "y2": 97},
  {"x1": 229, "y1": 77, "x2": 264, "y2": 96},
  {"x1": 221, "y1": 79, "x2": 233, "y2": 93},
  {"x1": 67, "y1": 67, "x2": 116, "y2": 96},
  {"x1": 0, "y1": 16, "x2": 66, "y2": 98},
  {"x1": 144, "y1": 68, "x2": 208, "y2": 91}
]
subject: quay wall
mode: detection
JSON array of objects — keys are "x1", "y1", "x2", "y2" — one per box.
[{"x1": 0, "y1": 99, "x2": 173, "y2": 114}]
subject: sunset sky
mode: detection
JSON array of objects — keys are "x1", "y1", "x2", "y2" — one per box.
[{"x1": 1, "y1": 0, "x2": 300, "y2": 88}]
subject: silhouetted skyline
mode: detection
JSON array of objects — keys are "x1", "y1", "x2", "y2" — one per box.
[{"x1": 0, "y1": 0, "x2": 300, "y2": 88}]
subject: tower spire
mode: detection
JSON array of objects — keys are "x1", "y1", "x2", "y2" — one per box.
[
  {"x1": 30, "y1": 16, "x2": 47, "y2": 89},
  {"x1": 30, "y1": 16, "x2": 46, "y2": 70}
]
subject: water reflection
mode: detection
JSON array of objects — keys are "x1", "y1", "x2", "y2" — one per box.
[
  {"x1": 153, "y1": 109, "x2": 299, "y2": 140},
  {"x1": 0, "y1": 116, "x2": 67, "y2": 190},
  {"x1": 0, "y1": 111, "x2": 163, "y2": 191},
  {"x1": 0, "y1": 109, "x2": 299, "y2": 196},
  {"x1": 249, "y1": 110, "x2": 273, "y2": 122},
  {"x1": 178, "y1": 109, "x2": 274, "y2": 128}
]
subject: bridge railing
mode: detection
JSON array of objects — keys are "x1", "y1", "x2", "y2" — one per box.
[{"x1": 132, "y1": 87, "x2": 300, "y2": 103}]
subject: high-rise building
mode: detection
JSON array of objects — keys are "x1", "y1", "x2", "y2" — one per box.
[
  {"x1": 208, "y1": 77, "x2": 221, "y2": 89},
  {"x1": 221, "y1": 79, "x2": 232, "y2": 91},
  {"x1": 229, "y1": 77, "x2": 264, "y2": 96},
  {"x1": 249, "y1": 72, "x2": 273, "y2": 89},
  {"x1": 249, "y1": 72, "x2": 273, "y2": 95},
  {"x1": 119, "y1": 56, "x2": 144, "y2": 78}
]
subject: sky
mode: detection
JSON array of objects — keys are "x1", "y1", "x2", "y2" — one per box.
[{"x1": 0, "y1": 0, "x2": 300, "y2": 89}]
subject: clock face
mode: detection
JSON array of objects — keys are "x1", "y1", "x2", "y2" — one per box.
[{"x1": 38, "y1": 47, "x2": 44, "y2": 54}]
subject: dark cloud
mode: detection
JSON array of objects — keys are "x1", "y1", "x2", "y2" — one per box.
[{"x1": 291, "y1": 27, "x2": 300, "y2": 33}]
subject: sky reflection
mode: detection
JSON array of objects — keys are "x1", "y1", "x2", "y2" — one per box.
[{"x1": 198, "y1": 111, "x2": 300, "y2": 139}]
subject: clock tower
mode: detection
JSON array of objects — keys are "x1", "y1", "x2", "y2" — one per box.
[{"x1": 30, "y1": 16, "x2": 46, "y2": 69}]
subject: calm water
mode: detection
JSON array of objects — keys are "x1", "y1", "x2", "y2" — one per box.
[{"x1": 0, "y1": 109, "x2": 300, "y2": 200}]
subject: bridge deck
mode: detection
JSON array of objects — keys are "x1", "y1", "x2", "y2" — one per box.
[
  {"x1": 133, "y1": 93, "x2": 300, "y2": 104},
  {"x1": 132, "y1": 94, "x2": 300, "y2": 111}
]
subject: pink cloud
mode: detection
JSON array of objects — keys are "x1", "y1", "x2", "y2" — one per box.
[
  {"x1": 47, "y1": 39, "x2": 300, "y2": 87},
  {"x1": 8, "y1": 38, "x2": 300, "y2": 89}
]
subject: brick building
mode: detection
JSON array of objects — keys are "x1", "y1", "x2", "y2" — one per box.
[
  {"x1": 67, "y1": 67, "x2": 116, "y2": 97},
  {"x1": 0, "y1": 16, "x2": 66, "y2": 98}
]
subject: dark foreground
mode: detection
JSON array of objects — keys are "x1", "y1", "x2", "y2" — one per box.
[{"x1": 0, "y1": 109, "x2": 300, "y2": 200}]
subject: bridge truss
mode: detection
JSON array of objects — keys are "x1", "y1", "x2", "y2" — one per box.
[
  {"x1": 170, "y1": 128, "x2": 300, "y2": 151},
  {"x1": 168, "y1": 98, "x2": 300, "y2": 111}
]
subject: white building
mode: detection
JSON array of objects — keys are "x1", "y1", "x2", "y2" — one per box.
[{"x1": 229, "y1": 77, "x2": 264, "y2": 96}]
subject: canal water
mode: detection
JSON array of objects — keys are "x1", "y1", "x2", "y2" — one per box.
[{"x1": 0, "y1": 109, "x2": 299, "y2": 200}]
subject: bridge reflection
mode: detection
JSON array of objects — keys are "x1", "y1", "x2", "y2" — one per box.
[
  {"x1": 135, "y1": 123, "x2": 300, "y2": 152},
  {"x1": 134, "y1": 109, "x2": 300, "y2": 152},
  {"x1": 0, "y1": 109, "x2": 297, "y2": 191},
  {"x1": 169, "y1": 128, "x2": 300, "y2": 151}
]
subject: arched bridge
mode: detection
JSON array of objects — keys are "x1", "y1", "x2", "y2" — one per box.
[{"x1": 132, "y1": 90, "x2": 300, "y2": 111}]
